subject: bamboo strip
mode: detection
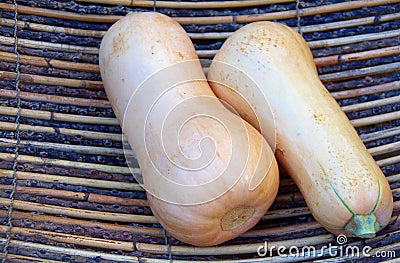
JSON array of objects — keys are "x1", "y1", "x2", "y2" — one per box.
[
  {"x1": 377, "y1": 155, "x2": 400, "y2": 167},
  {"x1": 1, "y1": 30, "x2": 398, "y2": 61},
  {"x1": 189, "y1": 32, "x2": 231, "y2": 40},
  {"x1": 394, "y1": 199, "x2": 400, "y2": 212},
  {"x1": 0, "y1": 208, "x2": 323, "y2": 241},
  {"x1": 4, "y1": 72, "x2": 392, "y2": 110},
  {"x1": 369, "y1": 141, "x2": 400, "y2": 156},
  {"x1": 141, "y1": 259, "x2": 321, "y2": 263},
  {"x1": 0, "y1": 210, "x2": 162, "y2": 237},
  {"x1": 330, "y1": 81, "x2": 400, "y2": 100},
  {"x1": 0, "y1": 1, "x2": 396, "y2": 25},
  {"x1": 0, "y1": 18, "x2": 105, "y2": 38},
  {"x1": 200, "y1": 28, "x2": 399, "y2": 59},
  {"x1": 0, "y1": 89, "x2": 111, "y2": 108},
  {"x1": 6, "y1": 171, "x2": 396, "y2": 231},
  {"x1": 360, "y1": 126, "x2": 400, "y2": 143},
  {"x1": 0, "y1": 184, "x2": 147, "y2": 206},
  {"x1": 242, "y1": 221, "x2": 322, "y2": 238},
  {"x1": 0, "y1": 51, "x2": 100, "y2": 72},
  {"x1": 87, "y1": 192, "x2": 147, "y2": 206},
  {"x1": 194, "y1": 50, "x2": 218, "y2": 58},
  {"x1": 1, "y1": 167, "x2": 397, "y2": 205},
  {"x1": 0, "y1": 172, "x2": 302, "y2": 216},
  {"x1": 314, "y1": 46, "x2": 400, "y2": 67},
  {"x1": 0, "y1": 225, "x2": 135, "y2": 252},
  {"x1": 0, "y1": 71, "x2": 103, "y2": 90},
  {"x1": 139, "y1": 259, "x2": 226, "y2": 263},
  {"x1": 380, "y1": 259, "x2": 399, "y2": 263},
  {"x1": 296, "y1": 12, "x2": 400, "y2": 35},
  {"x1": 0, "y1": 35, "x2": 213, "y2": 58},
  {"x1": 136, "y1": 234, "x2": 334, "y2": 255},
  {"x1": 0, "y1": 17, "x2": 227, "y2": 40},
  {"x1": 140, "y1": 225, "x2": 400, "y2": 262},
  {"x1": 0, "y1": 147, "x2": 390, "y2": 188},
  {"x1": 7, "y1": 170, "x2": 383, "y2": 212},
  {"x1": 1, "y1": 12, "x2": 398, "y2": 42},
  {"x1": 0, "y1": 121, "x2": 122, "y2": 141},
  {"x1": 0, "y1": 197, "x2": 158, "y2": 224},
  {"x1": 262, "y1": 207, "x2": 310, "y2": 220},
  {"x1": 0, "y1": 35, "x2": 14, "y2": 45},
  {"x1": 385, "y1": 174, "x2": 400, "y2": 186},
  {"x1": 139, "y1": 213, "x2": 400, "y2": 257},
  {"x1": 319, "y1": 62, "x2": 400, "y2": 82},
  {"x1": 1, "y1": 106, "x2": 55, "y2": 122},
  {"x1": 74, "y1": 0, "x2": 294, "y2": 9},
  {"x1": 142, "y1": 250, "x2": 317, "y2": 262},
  {"x1": 0, "y1": 197, "x2": 394, "y2": 254},
  {"x1": 138, "y1": 259, "x2": 195, "y2": 263},
  {"x1": 3, "y1": 45, "x2": 397, "y2": 75},
  {"x1": 0, "y1": 169, "x2": 143, "y2": 192},
  {"x1": 308, "y1": 29, "x2": 400, "y2": 49},
  {"x1": 0, "y1": 239, "x2": 139, "y2": 262},
  {"x1": 0, "y1": 106, "x2": 119, "y2": 126},
  {"x1": 391, "y1": 188, "x2": 400, "y2": 197},
  {"x1": 341, "y1": 95, "x2": 400, "y2": 113},
  {"x1": 0, "y1": 184, "x2": 86, "y2": 200},
  {"x1": 273, "y1": 191, "x2": 304, "y2": 203},
  {"x1": 0, "y1": 152, "x2": 133, "y2": 174},
  {"x1": 0, "y1": 143, "x2": 394, "y2": 195},
  {"x1": 1, "y1": 121, "x2": 394, "y2": 160},
  {"x1": 235, "y1": 0, "x2": 399, "y2": 23},
  {"x1": 0, "y1": 3, "x2": 123, "y2": 24},
  {"x1": 0, "y1": 137, "x2": 125, "y2": 156},
  {"x1": 0, "y1": 36, "x2": 99, "y2": 54},
  {"x1": 351, "y1": 111, "x2": 400, "y2": 128},
  {"x1": 279, "y1": 178, "x2": 296, "y2": 187},
  {"x1": 3, "y1": 254, "x2": 66, "y2": 263}
]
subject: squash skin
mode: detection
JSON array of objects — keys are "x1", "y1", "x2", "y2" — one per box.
[
  {"x1": 208, "y1": 21, "x2": 393, "y2": 238},
  {"x1": 99, "y1": 13, "x2": 279, "y2": 246}
]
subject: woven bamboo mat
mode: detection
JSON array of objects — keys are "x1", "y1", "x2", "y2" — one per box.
[{"x1": 0, "y1": 0, "x2": 399, "y2": 262}]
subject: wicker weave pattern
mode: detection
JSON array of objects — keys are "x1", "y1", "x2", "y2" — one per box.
[{"x1": 0, "y1": 0, "x2": 399, "y2": 262}]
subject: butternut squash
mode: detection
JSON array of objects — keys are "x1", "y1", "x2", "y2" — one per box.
[
  {"x1": 99, "y1": 13, "x2": 279, "y2": 246},
  {"x1": 208, "y1": 21, "x2": 393, "y2": 238}
]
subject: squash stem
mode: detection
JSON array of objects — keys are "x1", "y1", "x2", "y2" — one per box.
[{"x1": 345, "y1": 214, "x2": 380, "y2": 238}]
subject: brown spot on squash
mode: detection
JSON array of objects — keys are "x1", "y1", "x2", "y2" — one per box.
[
  {"x1": 221, "y1": 206, "x2": 255, "y2": 231},
  {"x1": 112, "y1": 32, "x2": 128, "y2": 56}
]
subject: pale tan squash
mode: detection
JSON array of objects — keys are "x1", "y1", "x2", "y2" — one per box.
[
  {"x1": 208, "y1": 21, "x2": 393, "y2": 238},
  {"x1": 99, "y1": 12, "x2": 279, "y2": 246}
]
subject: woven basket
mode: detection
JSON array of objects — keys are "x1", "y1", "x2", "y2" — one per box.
[{"x1": 0, "y1": 0, "x2": 399, "y2": 262}]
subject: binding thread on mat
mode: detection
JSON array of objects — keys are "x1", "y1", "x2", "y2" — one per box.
[
  {"x1": 163, "y1": 228, "x2": 173, "y2": 262},
  {"x1": 296, "y1": 0, "x2": 303, "y2": 36},
  {"x1": 2, "y1": 0, "x2": 22, "y2": 261}
]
